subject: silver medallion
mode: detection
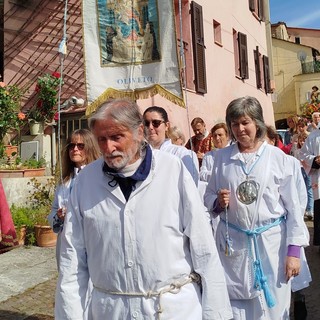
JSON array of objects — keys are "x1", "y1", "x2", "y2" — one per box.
[{"x1": 236, "y1": 180, "x2": 260, "y2": 204}]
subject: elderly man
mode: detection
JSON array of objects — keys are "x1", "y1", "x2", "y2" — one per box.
[
  {"x1": 55, "y1": 99, "x2": 232, "y2": 320},
  {"x1": 185, "y1": 117, "x2": 214, "y2": 166}
]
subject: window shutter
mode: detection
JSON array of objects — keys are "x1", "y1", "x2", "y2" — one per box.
[
  {"x1": 254, "y1": 47, "x2": 262, "y2": 89},
  {"x1": 263, "y1": 55, "x2": 271, "y2": 93},
  {"x1": 258, "y1": 0, "x2": 264, "y2": 21},
  {"x1": 191, "y1": 1, "x2": 207, "y2": 94},
  {"x1": 238, "y1": 32, "x2": 248, "y2": 79},
  {"x1": 249, "y1": 0, "x2": 255, "y2": 11}
]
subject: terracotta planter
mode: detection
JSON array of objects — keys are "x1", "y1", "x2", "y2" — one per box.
[
  {"x1": 0, "y1": 170, "x2": 24, "y2": 178},
  {"x1": 23, "y1": 168, "x2": 45, "y2": 177},
  {"x1": 15, "y1": 225, "x2": 27, "y2": 245},
  {"x1": 34, "y1": 225, "x2": 57, "y2": 247},
  {"x1": 0, "y1": 168, "x2": 45, "y2": 178},
  {"x1": 4, "y1": 145, "x2": 18, "y2": 157}
]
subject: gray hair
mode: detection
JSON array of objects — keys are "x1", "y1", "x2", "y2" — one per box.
[
  {"x1": 225, "y1": 96, "x2": 266, "y2": 140},
  {"x1": 88, "y1": 99, "x2": 143, "y2": 133}
]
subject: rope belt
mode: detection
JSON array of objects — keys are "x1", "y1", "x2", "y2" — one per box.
[
  {"x1": 221, "y1": 216, "x2": 285, "y2": 308},
  {"x1": 93, "y1": 272, "x2": 201, "y2": 319}
]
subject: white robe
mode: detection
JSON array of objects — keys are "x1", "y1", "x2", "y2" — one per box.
[
  {"x1": 159, "y1": 139, "x2": 199, "y2": 185},
  {"x1": 204, "y1": 142, "x2": 308, "y2": 320},
  {"x1": 55, "y1": 151, "x2": 232, "y2": 320},
  {"x1": 300, "y1": 129, "x2": 320, "y2": 200}
]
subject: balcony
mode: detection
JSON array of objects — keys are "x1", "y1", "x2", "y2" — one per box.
[{"x1": 301, "y1": 61, "x2": 320, "y2": 74}]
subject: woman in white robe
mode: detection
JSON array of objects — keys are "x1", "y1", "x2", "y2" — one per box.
[
  {"x1": 204, "y1": 96, "x2": 308, "y2": 320},
  {"x1": 143, "y1": 106, "x2": 199, "y2": 185}
]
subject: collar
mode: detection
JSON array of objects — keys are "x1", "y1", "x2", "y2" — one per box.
[{"x1": 103, "y1": 144, "x2": 152, "y2": 182}]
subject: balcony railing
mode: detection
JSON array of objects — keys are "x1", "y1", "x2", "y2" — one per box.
[{"x1": 301, "y1": 61, "x2": 320, "y2": 74}]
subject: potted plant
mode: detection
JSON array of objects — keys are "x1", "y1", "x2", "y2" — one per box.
[
  {"x1": 0, "y1": 155, "x2": 47, "y2": 178},
  {"x1": 0, "y1": 82, "x2": 25, "y2": 156},
  {"x1": 27, "y1": 177, "x2": 57, "y2": 247},
  {"x1": 27, "y1": 72, "x2": 61, "y2": 134},
  {"x1": 10, "y1": 204, "x2": 33, "y2": 245}
]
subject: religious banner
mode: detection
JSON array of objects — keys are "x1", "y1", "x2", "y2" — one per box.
[{"x1": 83, "y1": 0, "x2": 184, "y2": 115}]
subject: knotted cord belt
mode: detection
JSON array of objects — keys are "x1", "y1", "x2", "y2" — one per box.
[
  {"x1": 93, "y1": 272, "x2": 201, "y2": 319},
  {"x1": 221, "y1": 216, "x2": 285, "y2": 308}
]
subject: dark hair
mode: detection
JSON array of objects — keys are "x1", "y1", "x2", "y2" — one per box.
[
  {"x1": 143, "y1": 106, "x2": 169, "y2": 122},
  {"x1": 265, "y1": 125, "x2": 280, "y2": 147},
  {"x1": 210, "y1": 123, "x2": 228, "y2": 136},
  {"x1": 225, "y1": 96, "x2": 266, "y2": 141},
  {"x1": 191, "y1": 117, "x2": 205, "y2": 127},
  {"x1": 62, "y1": 129, "x2": 100, "y2": 183},
  {"x1": 312, "y1": 86, "x2": 319, "y2": 91}
]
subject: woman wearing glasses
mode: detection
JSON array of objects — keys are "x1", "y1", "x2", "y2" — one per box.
[
  {"x1": 48, "y1": 129, "x2": 100, "y2": 267},
  {"x1": 143, "y1": 106, "x2": 199, "y2": 184}
]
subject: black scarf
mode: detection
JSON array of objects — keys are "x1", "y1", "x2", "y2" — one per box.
[{"x1": 102, "y1": 144, "x2": 152, "y2": 201}]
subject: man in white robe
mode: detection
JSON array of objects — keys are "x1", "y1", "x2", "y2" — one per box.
[{"x1": 55, "y1": 99, "x2": 232, "y2": 320}]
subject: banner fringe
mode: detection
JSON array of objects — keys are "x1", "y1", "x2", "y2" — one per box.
[{"x1": 85, "y1": 85, "x2": 185, "y2": 116}]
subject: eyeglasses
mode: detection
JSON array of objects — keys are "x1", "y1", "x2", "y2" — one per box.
[
  {"x1": 143, "y1": 120, "x2": 165, "y2": 128},
  {"x1": 68, "y1": 143, "x2": 85, "y2": 151}
]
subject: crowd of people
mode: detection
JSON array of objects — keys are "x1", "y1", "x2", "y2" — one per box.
[{"x1": 1, "y1": 95, "x2": 317, "y2": 320}]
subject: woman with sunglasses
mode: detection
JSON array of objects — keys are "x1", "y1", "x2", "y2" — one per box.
[
  {"x1": 143, "y1": 106, "x2": 199, "y2": 184},
  {"x1": 48, "y1": 129, "x2": 100, "y2": 267}
]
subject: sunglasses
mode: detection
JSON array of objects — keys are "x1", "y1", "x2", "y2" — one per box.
[
  {"x1": 68, "y1": 143, "x2": 85, "y2": 151},
  {"x1": 143, "y1": 120, "x2": 165, "y2": 128}
]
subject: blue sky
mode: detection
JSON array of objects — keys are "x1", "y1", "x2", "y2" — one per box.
[{"x1": 269, "y1": 0, "x2": 320, "y2": 29}]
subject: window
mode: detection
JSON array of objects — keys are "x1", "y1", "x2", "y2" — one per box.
[
  {"x1": 295, "y1": 37, "x2": 301, "y2": 44},
  {"x1": 249, "y1": 0, "x2": 264, "y2": 21},
  {"x1": 254, "y1": 46, "x2": 271, "y2": 93},
  {"x1": 191, "y1": 1, "x2": 207, "y2": 94},
  {"x1": 254, "y1": 46, "x2": 262, "y2": 89},
  {"x1": 213, "y1": 20, "x2": 222, "y2": 46},
  {"x1": 238, "y1": 32, "x2": 249, "y2": 79},
  {"x1": 263, "y1": 55, "x2": 271, "y2": 93}
]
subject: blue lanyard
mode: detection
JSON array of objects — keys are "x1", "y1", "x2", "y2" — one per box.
[{"x1": 240, "y1": 144, "x2": 267, "y2": 176}]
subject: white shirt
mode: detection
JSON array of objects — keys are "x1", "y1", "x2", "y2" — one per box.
[{"x1": 55, "y1": 152, "x2": 232, "y2": 320}]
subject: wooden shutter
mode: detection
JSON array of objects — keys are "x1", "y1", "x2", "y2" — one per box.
[
  {"x1": 249, "y1": 0, "x2": 255, "y2": 11},
  {"x1": 254, "y1": 47, "x2": 262, "y2": 89},
  {"x1": 238, "y1": 32, "x2": 248, "y2": 79},
  {"x1": 191, "y1": 1, "x2": 207, "y2": 94},
  {"x1": 263, "y1": 55, "x2": 271, "y2": 93},
  {"x1": 258, "y1": 0, "x2": 264, "y2": 21}
]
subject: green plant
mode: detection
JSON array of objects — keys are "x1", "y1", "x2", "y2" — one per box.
[
  {"x1": 27, "y1": 72, "x2": 61, "y2": 123},
  {"x1": 10, "y1": 204, "x2": 33, "y2": 228},
  {"x1": 0, "y1": 155, "x2": 46, "y2": 170},
  {"x1": 0, "y1": 82, "x2": 25, "y2": 154},
  {"x1": 10, "y1": 205, "x2": 36, "y2": 245},
  {"x1": 27, "y1": 177, "x2": 55, "y2": 211}
]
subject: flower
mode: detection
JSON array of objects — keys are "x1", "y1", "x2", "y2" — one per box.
[
  {"x1": 27, "y1": 72, "x2": 61, "y2": 123},
  {"x1": 300, "y1": 101, "x2": 320, "y2": 119},
  {"x1": 0, "y1": 82, "x2": 24, "y2": 144}
]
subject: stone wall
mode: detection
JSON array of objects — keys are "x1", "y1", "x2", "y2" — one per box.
[{"x1": 2, "y1": 176, "x2": 54, "y2": 207}]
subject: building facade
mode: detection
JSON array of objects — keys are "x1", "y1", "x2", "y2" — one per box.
[{"x1": 3, "y1": 0, "x2": 275, "y2": 149}]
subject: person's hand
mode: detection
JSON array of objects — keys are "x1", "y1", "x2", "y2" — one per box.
[
  {"x1": 285, "y1": 256, "x2": 300, "y2": 282},
  {"x1": 197, "y1": 151, "x2": 204, "y2": 160},
  {"x1": 218, "y1": 189, "x2": 231, "y2": 208},
  {"x1": 57, "y1": 207, "x2": 66, "y2": 221}
]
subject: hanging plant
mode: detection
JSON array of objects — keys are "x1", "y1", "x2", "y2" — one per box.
[{"x1": 27, "y1": 72, "x2": 61, "y2": 123}]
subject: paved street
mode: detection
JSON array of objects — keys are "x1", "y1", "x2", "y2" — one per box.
[{"x1": 0, "y1": 221, "x2": 318, "y2": 319}]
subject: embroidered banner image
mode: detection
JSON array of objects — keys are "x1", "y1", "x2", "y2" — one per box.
[{"x1": 83, "y1": 0, "x2": 184, "y2": 115}]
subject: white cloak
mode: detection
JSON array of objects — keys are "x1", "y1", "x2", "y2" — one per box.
[
  {"x1": 300, "y1": 129, "x2": 320, "y2": 200},
  {"x1": 204, "y1": 142, "x2": 308, "y2": 319},
  {"x1": 55, "y1": 150, "x2": 232, "y2": 320}
]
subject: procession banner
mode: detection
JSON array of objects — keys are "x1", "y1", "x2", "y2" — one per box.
[{"x1": 83, "y1": 0, "x2": 184, "y2": 115}]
